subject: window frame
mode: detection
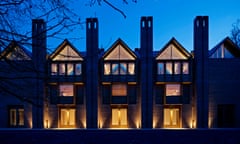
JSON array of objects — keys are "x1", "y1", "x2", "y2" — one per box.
[
  {"x1": 8, "y1": 105, "x2": 24, "y2": 127},
  {"x1": 165, "y1": 84, "x2": 181, "y2": 96},
  {"x1": 59, "y1": 84, "x2": 74, "y2": 97},
  {"x1": 59, "y1": 107, "x2": 76, "y2": 128},
  {"x1": 49, "y1": 61, "x2": 82, "y2": 76},
  {"x1": 103, "y1": 61, "x2": 135, "y2": 76}
]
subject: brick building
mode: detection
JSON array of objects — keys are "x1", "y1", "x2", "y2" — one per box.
[{"x1": 0, "y1": 16, "x2": 240, "y2": 129}]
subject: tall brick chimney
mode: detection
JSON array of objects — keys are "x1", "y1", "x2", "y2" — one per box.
[
  {"x1": 86, "y1": 18, "x2": 99, "y2": 128},
  {"x1": 140, "y1": 16, "x2": 153, "y2": 128},
  {"x1": 194, "y1": 16, "x2": 209, "y2": 128},
  {"x1": 32, "y1": 19, "x2": 46, "y2": 128}
]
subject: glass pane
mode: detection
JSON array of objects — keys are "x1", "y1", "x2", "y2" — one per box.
[
  {"x1": 119, "y1": 63, "x2": 127, "y2": 75},
  {"x1": 75, "y1": 63, "x2": 82, "y2": 75},
  {"x1": 51, "y1": 64, "x2": 57, "y2": 75},
  {"x1": 120, "y1": 109, "x2": 127, "y2": 125},
  {"x1": 59, "y1": 84, "x2": 74, "y2": 96},
  {"x1": 128, "y1": 63, "x2": 135, "y2": 75},
  {"x1": 157, "y1": 62, "x2": 164, "y2": 75},
  {"x1": 18, "y1": 109, "x2": 24, "y2": 125},
  {"x1": 59, "y1": 63, "x2": 66, "y2": 75},
  {"x1": 112, "y1": 64, "x2": 119, "y2": 75},
  {"x1": 112, "y1": 84, "x2": 127, "y2": 96},
  {"x1": 172, "y1": 109, "x2": 179, "y2": 125},
  {"x1": 174, "y1": 62, "x2": 181, "y2": 74},
  {"x1": 166, "y1": 62, "x2": 172, "y2": 74},
  {"x1": 10, "y1": 109, "x2": 16, "y2": 126},
  {"x1": 104, "y1": 63, "x2": 111, "y2": 75},
  {"x1": 112, "y1": 109, "x2": 119, "y2": 125},
  {"x1": 69, "y1": 109, "x2": 75, "y2": 125},
  {"x1": 61, "y1": 109, "x2": 68, "y2": 125},
  {"x1": 166, "y1": 84, "x2": 180, "y2": 96},
  {"x1": 164, "y1": 109, "x2": 170, "y2": 125},
  {"x1": 182, "y1": 62, "x2": 189, "y2": 74},
  {"x1": 67, "y1": 63, "x2": 74, "y2": 75}
]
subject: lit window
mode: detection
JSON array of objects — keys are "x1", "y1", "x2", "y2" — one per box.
[
  {"x1": 67, "y1": 63, "x2": 74, "y2": 75},
  {"x1": 164, "y1": 108, "x2": 179, "y2": 127},
  {"x1": 174, "y1": 62, "x2": 181, "y2": 74},
  {"x1": 157, "y1": 62, "x2": 164, "y2": 75},
  {"x1": 119, "y1": 63, "x2": 127, "y2": 75},
  {"x1": 112, "y1": 64, "x2": 119, "y2": 75},
  {"x1": 128, "y1": 63, "x2": 135, "y2": 75},
  {"x1": 9, "y1": 106, "x2": 24, "y2": 127},
  {"x1": 75, "y1": 63, "x2": 82, "y2": 75},
  {"x1": 104, "y1": 63, "x2": 111, "y2": 75},
  {"x1": 51, "y1": 64, "x2": 57, "y2": 75},
  {"x1": 112, "y1": 84, "x2": 127, "y2": 96},
  {"x1": 112, "y1": 108, "x2": 127, "y2": 126},
  {"x1": 60, "y1": 109, "x2": 75, "y2": 127},
  {"x1": 166, "y1": 62, "x2": 172, "y2": 74},
  {"x1": 59, "y1": 84, "x2": 74, "y2": 96},
  {"x1": 59, "y1": 63, "x2": 66, "y2": 75},
  {"x1": 182, "y1": 62, "x2": 189, "y2": 74},
  {"x1": 166, "y1": 84, "x2": 180, "y2": 96}
]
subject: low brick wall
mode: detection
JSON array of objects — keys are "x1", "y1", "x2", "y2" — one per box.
[{"x1": 0, "y1": 129, "x2": 240, "y2": 144}]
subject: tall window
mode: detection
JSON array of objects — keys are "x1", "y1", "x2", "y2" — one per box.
[
  {"x1": 157, "y1": 62, "x2": 164, "y2": 75},
  {"x1": 166, "y1": 84, "x2": 181, "y2": 96},
  {"x1": 112, "y1": 84, "x2": 127, "y2": 96},
  {"x1": 104, "y1": 63, "x2": 111, "y2": 75},
  {"x1": 9, "y1": 106, "x2": 24, "y2": 127},
  {"x1": 174, "y1": 62, "x2": 181, "y2": 74},
  {"x1": 59, "y1": 84, "x2": 74, "y2": 96},
  {"x1": 51, "y1": 63, "x2": 57, "y2": 75},
  {"x1": 112, "y1": 108, "x2": 127, "y2": 127},
  {"x1": 128, "y1": 63, "x2": 135, "y2": 75},
  {"x1": 182, "y1": 62, "x2": 189, "y2": 74},
  {"x1": 60, "y1": 109, "x2": 75, "y2": 127},
  {"x1": 164, "y1": 107, "x2": 180, "y2": 128},
  {"x1": 166, "y1": 62, "x2": 173, "y2": 74},
  {"x1": 75, "y1": 63, "x2": 82, "y2": 75}
]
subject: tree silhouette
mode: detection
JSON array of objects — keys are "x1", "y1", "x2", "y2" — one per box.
[{"x1": 231, "y1": 19, "x2": 240, "y2": 48}]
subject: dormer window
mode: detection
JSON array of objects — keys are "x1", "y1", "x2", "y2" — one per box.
[
  {"x1": 49, "y1": 40, "x2": 83, "y2": 76},
  {"x1": 51, "y1": 62, "x2": 82, "y2": 76},
  {"x1": 102, "y1": 39, "x2": 137, "y2": 77}
]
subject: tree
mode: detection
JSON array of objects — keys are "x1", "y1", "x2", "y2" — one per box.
[
  {"x1": 0, "y1": 0, "x2": 137, "y2": 51},
  {"x1": 0, "y1": 0, "x2": 137, "y2": 106},
  {"x1": 231, "y1": 19, "x2": 240, "y2": 48}
]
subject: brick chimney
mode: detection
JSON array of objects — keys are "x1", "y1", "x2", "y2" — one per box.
[
  {"x1": 194, "y1": 16, "x2": 209, "y2": 128},
  {"x1": 140, "y1": 16, "x2": 153, "y2": 128}
]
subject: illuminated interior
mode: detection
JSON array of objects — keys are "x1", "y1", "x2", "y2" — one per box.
[
  {"x1": 156, "y1": 44, "x2": 187, "y2": 60},
  {"x1": 112, "y1": 108, "x2": 127, "y2": 127},
  {"x1": 166, "y1": 84, "x2": 181, "y2": 96},
  {"x1": 104, "y1": 44, "x2": 135, "y2": 60},
  {"x1": 60, "y1": 108, "x2": 76, "y2": 128},
  {"x1": 59, "y1": 84, "x2": 74, "y2": 96},
  {"x1": 164, "y1": 107, "x2": 180, "y2": 128},
  {"x1": 6, "y1": 46, "x2": 31, "y2": 60},
  {"x1": 52, "y1": 45, "x2": 83, "y2": 61},
  {"x1": 9, "y1": 108, "x2": 24, "y2": 126},
  {"x1": 112, "y1": 83, "x2": 127, "y2": 96}
]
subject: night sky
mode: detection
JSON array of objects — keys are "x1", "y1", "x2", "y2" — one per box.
[{"x1": 48, "y1": 0, "x2": 240, "y2": 52}]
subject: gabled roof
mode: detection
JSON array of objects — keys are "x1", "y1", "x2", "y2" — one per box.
[
  {"x1": 156, "y1": 37, "x2": 191, "y2": 60},
  {"x1": 209, "y1": 37, "x2": 240, "y2": 58},
  {"x1": 103, "y1": 38, "x2": 137, "y2": 60},
  {"x1": 49, "y1": 39, "x2": 83, "y2": 61},
  {"x1": 0, "y1": 41, "x2": 32, "y2": 60}
]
